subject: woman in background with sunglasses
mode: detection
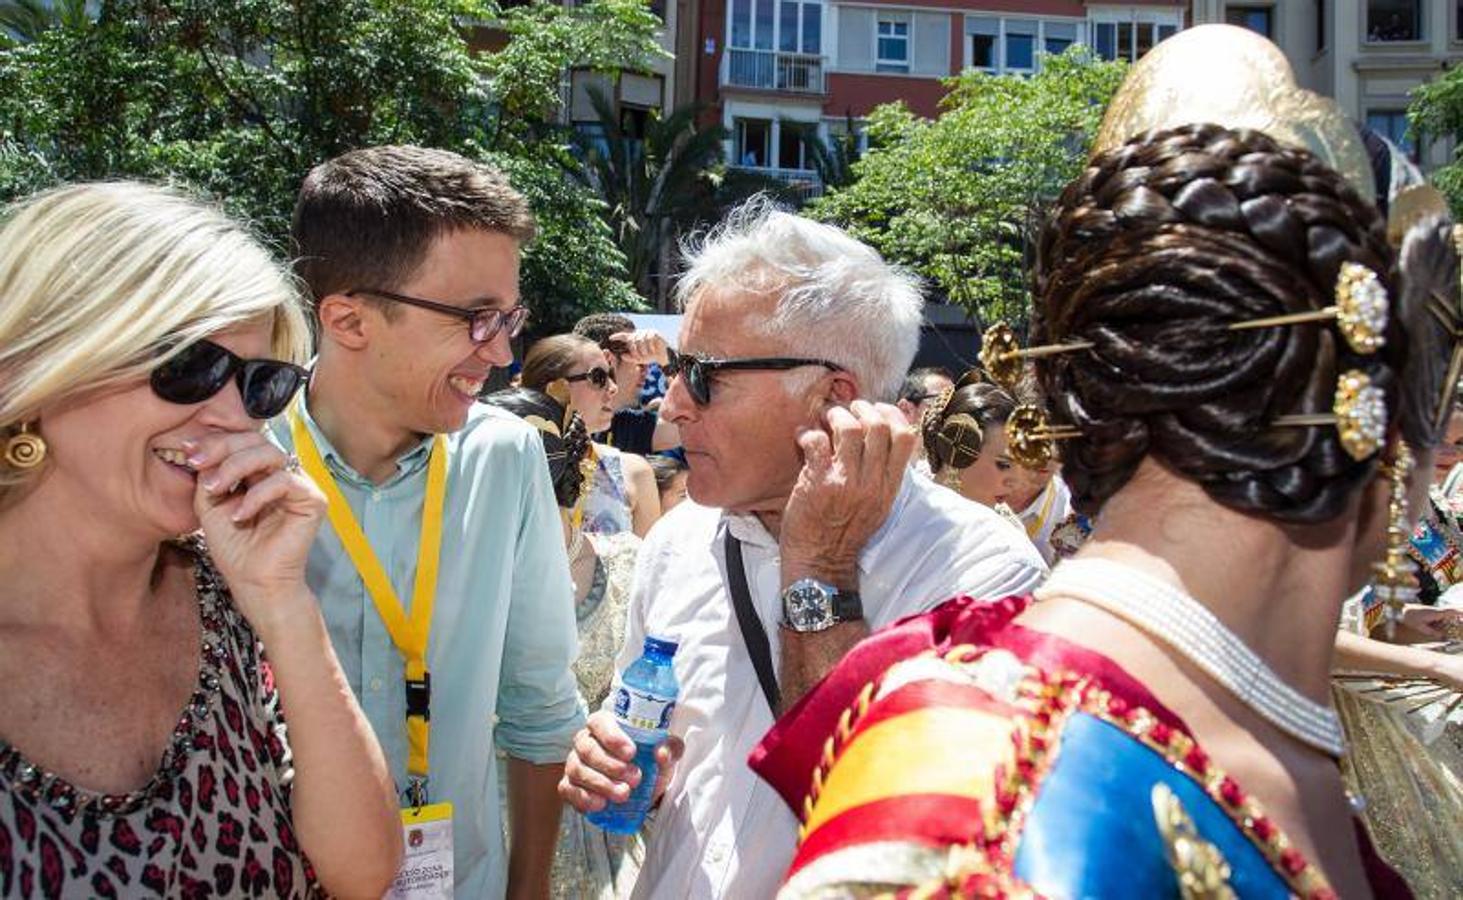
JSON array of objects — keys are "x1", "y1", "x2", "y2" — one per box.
[
  {"x1": 0, "y1": 183, "x2": 401, "y2": 897},
  {"x1": 523, "y1": 334, "x2": 662, "y2": 537}
]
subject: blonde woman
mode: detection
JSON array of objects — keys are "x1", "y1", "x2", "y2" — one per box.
[
  {"x1": 523, "y1": 334, "x2": 661, "y2": 536},
  {"x1": 0, "y1": 183, "x2": 401, "y2": 897}
]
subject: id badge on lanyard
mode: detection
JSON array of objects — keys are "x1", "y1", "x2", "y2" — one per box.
[
  {"x1": 387, "y1": 803, "x2": 455, "y2": 899},
  {"x1": 290, "y1": 407, "x2": 456, "y2": 896}
]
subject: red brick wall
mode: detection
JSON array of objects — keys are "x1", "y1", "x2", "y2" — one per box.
[{"x1": 824, "y1": 72, "x2": 949, "y2": 119}]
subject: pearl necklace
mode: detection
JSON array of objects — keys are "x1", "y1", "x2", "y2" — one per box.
[{"x1": 1036, "y1": 557, "x2": 1346, "y2": 758}]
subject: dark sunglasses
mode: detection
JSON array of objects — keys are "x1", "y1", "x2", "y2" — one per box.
[
  {"x1": 349, "y1": 288, "x2": 529, "y2": 344},
  {"x1": 565, "y1": 367, "x2": 612, "y2": 389},
  {"x1": 150, "y1": 340, "x2": 308, "y2": 419},
  {"x1": 666, "y1": 352, "x2": 844, "y2": 406}
]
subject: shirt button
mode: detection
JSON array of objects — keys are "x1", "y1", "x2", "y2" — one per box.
[{"x1": 369, "y1": 678, "x2": 384, "y2": 692}]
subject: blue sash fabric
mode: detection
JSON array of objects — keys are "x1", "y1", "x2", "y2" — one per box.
[{"x1": 1012, "y1": 713, "x2": 1292, "y2": 899}]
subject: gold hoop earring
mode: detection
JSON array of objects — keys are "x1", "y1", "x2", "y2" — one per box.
[
  {"x1": 3, "y1": 422, "x2": 46, "y2": 470},
  {"x1": 1372, "y1": 440, "x2": 1419, "y2": 638}
]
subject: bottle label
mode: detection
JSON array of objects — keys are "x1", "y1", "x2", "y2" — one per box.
[{"x1": 613, "y1": 685, "x2": 676, "y2": 732}]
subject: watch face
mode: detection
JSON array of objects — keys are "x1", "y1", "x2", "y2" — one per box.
[{"x1": 786, "y1": 583, "x2": 834, "y2": 631}]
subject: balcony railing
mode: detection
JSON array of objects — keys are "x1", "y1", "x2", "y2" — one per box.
[
  {"x1": 725, "y1": 49, "x2": 826, "y2": 94},
  {"x1": 731, "y1": 165, "x2": 824, "y2": 202}
]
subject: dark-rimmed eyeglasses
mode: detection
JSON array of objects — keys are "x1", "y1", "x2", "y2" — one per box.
[
  {"x1": 348, "y1": 288, "x2": 529, "y2": 344},
  {"x1": 565, "y1": 367, "x2": 612, "y2": 389},
  {"x1": 666, "y1": 353, "x2": 844, "y2": 406},
  {"x1": 150, "y1": 340, "x2": 308, "y2": 419}
]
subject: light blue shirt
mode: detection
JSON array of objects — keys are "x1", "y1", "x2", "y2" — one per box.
[{"x1": 270, "y1": 401, "x2": 584, "y2": 899}]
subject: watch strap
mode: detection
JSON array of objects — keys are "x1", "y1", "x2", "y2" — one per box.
[{"x1": 832, "y1": 590, "x2": 864, "y2": 623}]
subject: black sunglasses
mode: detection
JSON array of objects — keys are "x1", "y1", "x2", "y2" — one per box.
[
  {"x1": 150, "y1": 340, "x2": 308, "y2": 419},
  {"x1": 565, "y1": 367, "x2": 612, "y2": 389},
  {"x1": 666, "y1": 352, "x2": 844, "y2": 406},
  {"x1": 349, "y1": 288, "x2": 529, "y2": 344}
]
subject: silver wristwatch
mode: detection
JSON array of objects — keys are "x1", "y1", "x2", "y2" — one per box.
[{"x1": 781, "y1": 578, "x2": 863, "y2": 632}]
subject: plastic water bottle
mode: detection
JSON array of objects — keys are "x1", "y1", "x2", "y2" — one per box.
[{"x1": 588, "y1": 635, "x2": 679, "y2": 834}]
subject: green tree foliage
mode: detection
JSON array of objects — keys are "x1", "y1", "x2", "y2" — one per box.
[
  {"x1": 0, "y1": 0, "x2": 662, "y2": 334},
  {"x1": 807, "y1": 49, "x2": 1126, "y2": 325},
  {"x1": 1409, "y1": 65, "x2": 1463, "y2": 217}
]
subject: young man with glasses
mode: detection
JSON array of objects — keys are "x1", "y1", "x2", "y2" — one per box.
[
  {"x1": 276, "y1": 145, "x2": 583, "y2": 898},
  {"x1": 559, "y1": 202, "x2": 1046, "y2": 899}
]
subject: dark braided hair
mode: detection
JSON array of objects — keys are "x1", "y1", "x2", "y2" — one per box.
[
  {"x1": 922, "y1": 379, "x2": 1038, "y2": 473},
  {"x1": 480, "y1": 388, "x2": 593, "y2": 508},
  {"x1": 1032, "y1": 123, "x2": 1449, "y2": 524}
]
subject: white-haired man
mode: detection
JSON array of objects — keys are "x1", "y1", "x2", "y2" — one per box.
[{"x1": 559, "y1": 201, "x2": 1045, "y2": 899}]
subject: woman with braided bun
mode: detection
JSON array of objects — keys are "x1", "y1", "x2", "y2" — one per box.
[
  {"x1": 747, "y1": 113, "x2": 1460, "y2": 896},
  {"x1": 480, "y1": 387, "x2": 643, "y2": 900},
  {"x1": 922, "y1": 375, "x2": 1089, "y2": 563}
]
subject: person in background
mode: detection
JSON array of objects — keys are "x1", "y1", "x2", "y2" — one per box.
[
  {"x1": 523, "y1": 334, "x2": 662, "y2": 537},
  {"x1": 573, "y1": 313, "x2": 680, "y2": 453},
  {"x1": 894, "y1": 366, "x2": 954, "y2": 476},
  {"x1": 0, "y1": 182, "x2": 401, "y2": 897},
  {"x1": 481, "y1": 387, "x2": 643, "y2": 900},
  {"x1": 922, "y1": 374, "x2": 1088, "y2": 563},
  {"x1": 558, "y1": 199, "x2": 1045, "y2": 900},
  {"x1": 281, "y1": 145, "x2": 583, "y2": 899},
  {"x1": 648, "y1": 453, "x2": 691, "y2": 514}
]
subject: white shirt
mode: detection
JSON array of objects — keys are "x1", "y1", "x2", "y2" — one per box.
[
  {"x1": 618, "y1": 468, "x2": 1047, "y2": 899},
  {"x1": 1016, "y1": 475, "x2": 1076, "y2": 565}
]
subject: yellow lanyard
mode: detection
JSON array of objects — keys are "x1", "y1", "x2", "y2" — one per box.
[{"x1": 289, "y1": 407, "x2": 447, "y2": 792}]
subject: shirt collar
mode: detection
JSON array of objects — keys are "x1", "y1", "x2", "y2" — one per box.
[
  {"x1": 295, "y1": 393, "x2": 436, "y2": 489},
  {"x1": 719, "y1": 468, "x2": 917, "y2": 573}
]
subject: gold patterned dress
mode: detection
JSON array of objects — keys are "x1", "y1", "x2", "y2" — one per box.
[
  {"x1": 1333, "y1": 593, "x2": 1463, "y2": 898},
  {"x1": 551, "y1": 531, "x2": 643, "y2": 900}
]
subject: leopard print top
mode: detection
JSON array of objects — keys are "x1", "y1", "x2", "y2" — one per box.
[{"x1": 0, "y1": 541, "x2": 322, "y2": 898}]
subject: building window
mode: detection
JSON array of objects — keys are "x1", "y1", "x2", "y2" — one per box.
[
  {"x1": 779, "y1": 122, "x2": 816, "y2": 169},
  {"x1": 1045, "y1": 21, "x2": 1078, "y2": 56},
  {"x1": 1366, "y1": 110, "x2": 1416, "y2": 160},
  {"x1": 1094, "y1": 21, "x2": 1117, "y2": 59},
  {"x1": 777, "y1": 0, "x2": 821, "y2": 54},
  {"x1": 735, "y1": 117, "x2": 772, "y2": 167},
  {"x1": 877, "y1": 18, "x2": 909, "y2": 73},
  {"x1": 1225, "y1": 5, "x2": 1274, "y2": 38},
  {"x1": 969, "y1": 17, "x2": 997, "y2": 70},
  {"x1": 1005, "y1": 20, "x2": 1037, "y2": 71},
  {"x1": 1091, "y1": 17, "x2": 1178, "y2": 61},
  {"x1": 1317, "y1": 0, "x2": 1327, "y2": 51},
  {"x1": 1366, "y1": 1, "x2": 1421, "y2": 42}
]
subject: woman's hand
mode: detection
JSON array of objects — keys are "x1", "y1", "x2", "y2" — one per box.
[
  {"x1": 185, "y1": 431, "x2": 326, "y2": 632},
  {"x1": 1399, "y1": 603, "x2": 1463, "y2": 641}
]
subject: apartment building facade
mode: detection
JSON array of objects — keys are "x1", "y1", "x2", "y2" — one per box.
[
  {"x1": 674, "y1": 0, "x2": 1188, "y2": 194},
  {"x1": 1191, "y1": 0, "x2": 1460, "y2": 171}
]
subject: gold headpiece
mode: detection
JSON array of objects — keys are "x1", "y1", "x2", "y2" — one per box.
[
  {"x1": 1273, "y1": 369, "x2": 1388, "y2": 461},
  {"x1": 984, "y1": 263, "x2": 1388, "y2": 393},
  {"x1": 1228, "y1": 262, "x2": 1388, "y2": 354},
  {"x1": 980, "y1": 323, "x2": 1092, "y2": 391},
  {"x1": 1004, "y1": 405, "x2": 1079, "y2": 470},
  {"x1": 1092, "y1": 25, "x2": 1373, "y2": 203},
  {"x1": 935, "y1": 412, "x2": 984, "y2": 471},
  {"x1": 1372, "y1": 441, "x2": 1420, "y2": 636}
]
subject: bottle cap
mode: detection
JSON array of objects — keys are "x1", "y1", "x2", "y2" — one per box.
[{"x1": 644, "y1": 635, "x2": 679, "y2": 658}]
